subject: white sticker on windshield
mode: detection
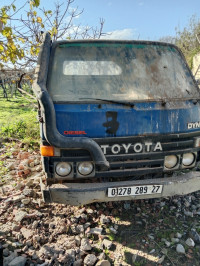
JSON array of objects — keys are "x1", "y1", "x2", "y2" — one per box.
[{"x1": 63, "y1": 61, "x2": 122, "y2": 75}]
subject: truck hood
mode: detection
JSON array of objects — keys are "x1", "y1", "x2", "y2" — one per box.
[{"x1": 54, "y1": 101, "x2": 200, "y2": 138}]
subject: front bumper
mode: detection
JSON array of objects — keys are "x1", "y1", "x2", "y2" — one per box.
[{"x1": 42, "y1": 171, "x2": 200, "y2": 205}]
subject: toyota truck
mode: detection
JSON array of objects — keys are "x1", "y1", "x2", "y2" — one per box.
[{"x1": 33, "y1": 33, "x2": 200, "y2": 205}]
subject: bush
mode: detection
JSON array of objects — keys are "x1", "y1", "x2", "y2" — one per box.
[{"x1": 0, "y1": 95, "x2": 40, "y2": 147}]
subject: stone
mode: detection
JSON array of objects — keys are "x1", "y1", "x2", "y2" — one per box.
[
  {"x1": 23, "y1": 189, "x2": 34, "y2": 197},
  {"x1": 32, "y1": 253, "x2": 38, "y2": 260},
  {"x1": 29, "y1": 162, "x2": 35, "y2": 168},
  {"x1": 14, "y1": 211, "x2": 27, "y2": 222},
  {"x1": 161, "y1": 248, "x2": 168, "y2": 255},
  {"x1": 84, "y1": 254, "x2": 97, "y2": 266},
  {"x1": 17, "y1": 152, "x2": 30, "y2": 160},
  {"x1": 20, "y1": 227, "x2": 33, "y2": 239},
  {"x1": 190, "y1": 229, "x2": 200, "y2": 244},
  {"x1": 102, "y1": 239, "x2": 112, "y2": 250},
  {"x1": 149, "y1": 249, "x2": 155, "y2": 254},
  {"x1": 100, "y1": 215, "x2": 110, "y2": 224},
  {"x1": 96, "y1": 260, "x2": 111, "y2": 266},
  {"x1": 98, "y1": 253, "x2": 106, "y2": 260},
  {"x1": 80, "y1": 213, "x2": 88, "y2": 220},
  {"x1": 12, "y1": 195, "x2": 25, "y2": 203},
  {"x1": 35, "y1": 165, "x2": 42, "y2": 171},
  {"x1": 25, "y1": 240, "x2": 32, "y2": 247},
  {"x1": 157, "y1": 255, "x2": 165, "y2": 264},
  {"x1": 11, "y1": 224, "x2": 20, "y2": 232},
  {"x1": 32, "y1": 221, "x2": 39, "y2": 229},
  {"x1": 184, "y1": 201, "x2": 190, "y2": 207},
  {"x1": 176, "y1": 244, "x2": 185, "y2": 254},
  {"x1": 80, "y1": 238, "x2": 92, "y2": 251},
  {"x1": 66, "y1": 249, "x2": 75, "y2": 258},
  {"x1": 3, "y1": 252, "x2": 17, "y2": 266},
  {"x1": 87, "y1": 209, "x2": 94, "y2": 214},
  {"x1": 171, "y1": 238, "x2": 179, "y2": 243},
  {"x1": 33, "y1": 235, "x2": 40, "y2": 243},
  {"x1": 8, "y1": 256, "x2": 27, "y2": 266},
  {"x1": 88, "y1": 227, "x2": 103, "y2": 235},
  {"x1": 176, "y1": 232, "x2": 182, "y2": 239},
  {"x1": 75, "y1": 236, "x2": 81, "y2": 246},
  {"x1": 124, "y1": 202, "x2": 131, "y2": 210},
  {"x1": 148, "y1": 234, "x2": 154, "y2": 240},
  {"x1": 109, "y1": 226, "x2": 117, "y2": 234},
  {"x1": 7, "y1": 162, "x2": 16, "y2": 170},
  {"x1": 76, "y1": 224, "x2": 84, "y2": 233},
  {"x1": 84, "y1": 222, "x2": 91, "y2": 229},
  {"x1": 0, "y1": 224, "x2": 11, "y2": 234},
  {"x1": 132, "y1": 254, "x2": 137, "y2": 263},
  {"x1": 184, "y1": 211, "x2": 193, "y2": 217},
  {"x1": 185, "y1": 238, "x2": 195, "y2": 247},
  {"x1": 165, "y1": 241, "x2": 171, "y2": 247},
  {"x1": 74, "y1": 259, "x2": 82, "y2": 266},
  {"x1": 21, "y1": 198, "x2": 31, "y2": 205},
  {"x1": 3, "y1": 248, "x2": 10, "y2": 257}
]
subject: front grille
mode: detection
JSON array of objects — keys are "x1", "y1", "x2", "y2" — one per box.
[{"x1": 58, "y1": 131, "x2": 200, "y2": 180}]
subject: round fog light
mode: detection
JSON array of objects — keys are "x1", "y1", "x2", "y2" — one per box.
[
  {"x1": 182, "y1": 153, "x2": 195, "y2": 166},
  {"x1": 56, "y1": 162, "x2": 72, "y2": 176},
  {"x1": 164, "y1": 155, "x2": 178, "y2": 169},
  {"x1": 78, "y1": 162, "x2": 94, "y2": 176}
]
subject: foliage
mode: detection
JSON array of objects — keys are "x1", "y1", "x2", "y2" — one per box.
[
  {"x1": 0, "y1": 91, "x2": 40, "y2": 147},
  {"x1": 175, "y1": 15, "x2": 200, "y2": 68},
  {"x1": 0, "y1": 0, "x2": 105, "y2": 70}
]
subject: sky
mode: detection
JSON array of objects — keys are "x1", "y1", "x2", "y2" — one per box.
[{"x1": 40, "y1": 0, "x2": 200, "y2": 41}]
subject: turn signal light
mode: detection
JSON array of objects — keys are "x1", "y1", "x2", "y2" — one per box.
[{"x1": 40, "y1": 145, "x2": 54, "y2": 156}]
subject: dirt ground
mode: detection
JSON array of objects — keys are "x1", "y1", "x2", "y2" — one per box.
[{"x1": 0, "y1": 141, "x2": 200, "y2": 266}]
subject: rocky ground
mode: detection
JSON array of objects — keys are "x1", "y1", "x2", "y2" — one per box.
[{"x1": 0, "y1": 142, "x2": 200, "y2": 266}]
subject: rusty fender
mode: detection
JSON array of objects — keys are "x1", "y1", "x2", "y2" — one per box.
[{"x1": 41, "y1": 171, "x2": 200, "y2": 206}]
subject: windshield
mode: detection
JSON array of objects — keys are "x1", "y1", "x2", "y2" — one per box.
[{"x1": 47, "y1": 42, "x2": 199, "y2": 102}]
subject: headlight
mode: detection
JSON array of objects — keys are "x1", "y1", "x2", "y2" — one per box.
[
  {"x1": 77, "y1": 162, "x2": 94, "y2": 176},
  {"x1": 164, "y1": 155, "x2": 178, "y2": 169},
  {"x1": 56, "y1": 162, "x2": 72, "y2": 176},
  {"x1": 182, "y1": 153, "x2": 195, "y2": 166}
]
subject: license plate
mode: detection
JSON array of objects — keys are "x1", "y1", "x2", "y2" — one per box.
[{"x1": 108, "y1": 185, "x2": 163, "y2": 197}]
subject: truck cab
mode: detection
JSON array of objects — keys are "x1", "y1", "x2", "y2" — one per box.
[{"x1": 33, "y1": 33, "x2": 200, "y2": 205}]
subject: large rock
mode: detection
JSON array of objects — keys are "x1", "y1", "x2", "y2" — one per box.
[
  {"x1": 185, "y1": 238, "x2": 195, "y2": 247},
  {"x1": 100, "y1": 215, "x2": 110, "y2": 224},
  {"x1": 88, "y1": 227, "x2": 103, "y2": 235},
  {"x1": 14, "y1": 211, "x2": 27, "y2": 222},
  {"x1": 80, "y1": 238, "x2": 92, "y2": 251},
  {"x1": 20, "y1": 227, "x2": 33, "y2": 239},
  {"x1": 3, "y1": 252, "x2": 17, "y2": 266},
  {"x1": 84, "y1": 254, "x2": 97, "y2": 266},
  {"x1": 0, "y1": 224, "x2": 11, "y2": 235},
  {"x1": 102, "y1": 239, "x2": 112, "y2": 250},
  {"x1": 8, "y1": 256, "x2": 27, "y2": 266},
  {"x1": 176, "y1": 244, "x2": 185, "y2": 254}
]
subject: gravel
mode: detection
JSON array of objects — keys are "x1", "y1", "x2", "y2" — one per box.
[{"x1": 1, "y1": 144, "x2": 200, "y2": 265}]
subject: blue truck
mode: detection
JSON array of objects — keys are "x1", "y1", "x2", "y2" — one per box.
[{"x1": 33, "y1": 33, "x2": 200, "y2": 205}]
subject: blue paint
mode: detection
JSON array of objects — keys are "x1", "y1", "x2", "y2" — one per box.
[{"x1": 54, "y1": 101, "x2": 200, "y2": 138}]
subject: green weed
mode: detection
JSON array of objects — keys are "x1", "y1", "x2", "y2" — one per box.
[{"x1": 0, "y1": 95, "x2": 39, "y2": 147}]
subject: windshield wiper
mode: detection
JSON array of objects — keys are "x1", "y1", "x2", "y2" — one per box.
[{"x1": 79, "y1": 98, "x2": 135, "y2": 107}]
